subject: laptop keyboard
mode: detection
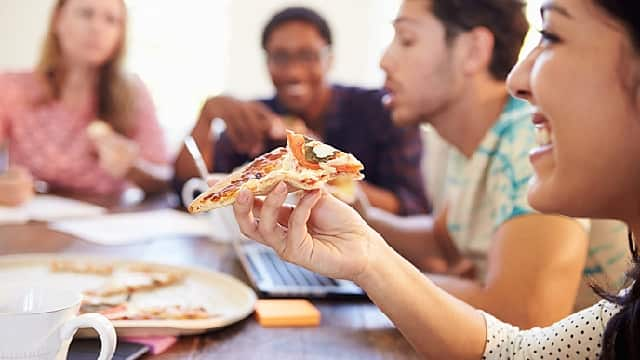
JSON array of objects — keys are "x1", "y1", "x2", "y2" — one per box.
[{"x1": 259, "y1": 250, "x2": 339, "y2": 287}]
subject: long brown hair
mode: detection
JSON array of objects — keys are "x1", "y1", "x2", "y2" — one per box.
[
  {"x1": 589, "y1": 3, "x2": 640, "y2": 359},
  {"x1": 36, "y1": 0, "x2": 135, "y2": 136}
]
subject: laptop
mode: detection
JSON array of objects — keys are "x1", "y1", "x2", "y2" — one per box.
[
  {"x1": 233, "y1": 239, "x2": 365, "y2": 299},
  {"x1": 180, "y1": 169, "x2": 364, "y2": 299}
]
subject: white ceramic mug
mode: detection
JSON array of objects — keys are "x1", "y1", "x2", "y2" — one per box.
[
  {"x1": 0, "y1": 284, "x2": 116, "y2": 360},
  {"x1": 182, "y1": 176, "x2": 242, "y2": 243}
]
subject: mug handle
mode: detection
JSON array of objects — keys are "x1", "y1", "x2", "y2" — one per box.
[
  {"x1": 59, "y1": 313, "x2": 117, "y2": 360},
  {"x1": 181, "y1": 177, "x2": 208, "y2": 207}
]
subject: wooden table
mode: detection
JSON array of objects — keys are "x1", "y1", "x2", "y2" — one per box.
[{"x1": 0, "y1": 193, "x2": 418, "y2": 359}]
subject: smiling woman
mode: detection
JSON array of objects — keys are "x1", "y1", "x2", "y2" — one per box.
[{"x1": 228, "y1": 0, "x2": 640, "y2": 359}]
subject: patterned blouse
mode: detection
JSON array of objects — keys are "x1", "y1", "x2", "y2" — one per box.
[
  {"x1": 483, "y1": 299, "x2": 621, "y2": 359},
  {"x1": 0, "y1": 71, "x2": 168, "y2": 195}
]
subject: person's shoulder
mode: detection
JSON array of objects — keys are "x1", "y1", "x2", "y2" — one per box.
[
  {"x1": 333, "y1": 84, "x2": 385, "y2": 103},
  {"x1": 0, "y1": 70, "x2": 46, "y2": 104},
  {"x1": 332, "y1": 84, "x2": 395, "y2": 131},
  {"x1": 492, "y1": 97, "x2": 533, "y2": 137},
  {"x1": 124, "y1": 73, "x2": 151, "y2": 94},
  {"x1": 0, "y1": 70, "x2": 42, "y2": 90}
]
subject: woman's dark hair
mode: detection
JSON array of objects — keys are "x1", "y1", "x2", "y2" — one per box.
[
  {"x1": 261, "y1": 7, "x2": 332, "y2": 50},
  {"x1": 430, "y1": 0, "x2": 529, "y2": 81},
  {"x1": 591, "y1": 3, "x2": 640, "y2": 358}
]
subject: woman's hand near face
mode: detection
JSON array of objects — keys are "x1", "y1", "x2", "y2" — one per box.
[
  {"x1": 0, "y1": 167, "x2": 34, "y2": 207},
  {"x1": 232, "y1": 183, "x2": 385, "y2": 282}
]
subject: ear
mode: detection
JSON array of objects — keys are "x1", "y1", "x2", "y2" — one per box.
[
  {"x1": 459, "y1": 27, "x2": 495, "y2": 76},
  {"x1": 324, "y1": 50, "x2": 334, "y2": 73}
]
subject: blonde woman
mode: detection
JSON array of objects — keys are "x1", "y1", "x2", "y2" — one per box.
[{"x1": 0, "y1": 0, "x2": 169, "y2": 204}]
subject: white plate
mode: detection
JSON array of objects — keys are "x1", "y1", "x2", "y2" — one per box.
[{"x1": 0, "y1": 254, "x2": 257, "y2": 337}]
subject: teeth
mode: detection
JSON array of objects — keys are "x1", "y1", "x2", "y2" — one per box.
[
  {"x1": 535, "y1": 125, "x2": 552, "y2": 146},
  {"x1": 285, "y1": 85, "x2": 306, "y2": 96}
]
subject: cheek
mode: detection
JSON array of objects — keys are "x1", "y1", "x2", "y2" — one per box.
[
  {"x1": 104, "y1": 28, "x2": 122, "y2": 54},
  {"x1": 56, "y1": 21, "x2": 80, "y2": 51}
]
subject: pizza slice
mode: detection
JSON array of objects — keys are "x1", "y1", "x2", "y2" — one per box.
[
  {"x1": 98, "y1": 303, "x2": 216, "y2": 321},
  {"x1": 188, "y1": 131, "x2": 364, "y2": 213},
  {"x1": 84, "y1": 269, "x2": 185, "y2": 297},
  {"x1": 50, "y1": 260, "x2": 113, "y2": 276}
]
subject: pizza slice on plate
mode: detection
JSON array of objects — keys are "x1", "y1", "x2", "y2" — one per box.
[{"x1": 188, "y1": 131, "x2": 364, "y2": 213}]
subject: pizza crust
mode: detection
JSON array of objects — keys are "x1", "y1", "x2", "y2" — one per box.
[{"x1": 188, "y1": 136, "x2": 364, "y2": 214}]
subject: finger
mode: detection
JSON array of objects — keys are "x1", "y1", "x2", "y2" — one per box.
[
  {"x1": 250, "y1": 101, "x2": 277, "y2": 133},
  {"x1": 251, "y1": 198, "x2": 294, "y2": 226},
  {"x1": 224, "y1": 105, "x2": 252, "y2": 153},
  {"x1": 258, "y1": 183, "x2": 289, "y2": 242},
  {"x1": 232, "y1": 189, "x2": 262, "y2": 242},
  {"x1": 269, "y1": 116, "x2": 287, "y2": 140},
  {"x1": 287, "y1": 190, "x2": 322, "y2": 240},
  {"x1": 240, "y1": 104, "x2": 266, "y2": 144},
  {"x1": 242, "y1": 106, "x2": 269, "y2": 156}
]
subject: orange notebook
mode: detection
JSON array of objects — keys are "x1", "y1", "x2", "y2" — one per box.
[{"x1": 254, "y1": 299, "x2": 321, "y2": 327}]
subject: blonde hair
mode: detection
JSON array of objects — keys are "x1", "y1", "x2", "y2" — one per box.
[{"x1": 36, "y1": 0, "x2": 135, "y2": 135}]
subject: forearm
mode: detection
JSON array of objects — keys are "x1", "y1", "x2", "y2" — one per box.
[
  {"x1": 356, "y1": 235, "x2": 487, "y2": 359},
  {"x1": 365, "y1": 208, "x2": 441, "y2": 266},
  {"x1": 126, "y1": 163, "x2": 170, "y2": 194},
  {"x1": 360, "y1": 182, "x2": 401, "y2": 214}
]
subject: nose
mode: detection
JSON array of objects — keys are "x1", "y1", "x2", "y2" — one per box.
[
  {"x1": 279, "y1": 61, "x2": 308, "y2": 84},
  {"x1": 507, "y1": 48, "x2": 539, "y2": 102},
  {"x1": 379, "y1": 43, "x2": 393, "y2": 76}
]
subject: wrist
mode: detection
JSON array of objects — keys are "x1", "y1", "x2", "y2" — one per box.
[{"x1": 353, "y1": 229, "x2": 396, "y2": 289}]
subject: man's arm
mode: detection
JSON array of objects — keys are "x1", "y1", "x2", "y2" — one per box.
[
  {"x1": 364, "y1": 206, "x2": 447, "y2": 271},
  {"x1": 429, "y1": 214, "x2": 588, "y2": 328},
  {"x1": 359, "y1": 181, "x2": 401, "y2": 215}
]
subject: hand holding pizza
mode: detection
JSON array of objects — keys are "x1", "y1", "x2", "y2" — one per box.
[
  {"x1": 188, "y1": 130, "x2": 388, "y2": 282},
  {"x1": 87, "y1": 121, "x2": 140, "y2": 179},
  {"x1": 233, "y1": 183, "x2": 385, "y2": 282}
]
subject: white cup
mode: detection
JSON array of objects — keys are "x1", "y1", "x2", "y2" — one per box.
[
  {"x1": 182, "y1": 176, "x2": 243, "y2": 243},
  {"x1": 0, "y1": 284, "x2": 116, "y2": 360}
]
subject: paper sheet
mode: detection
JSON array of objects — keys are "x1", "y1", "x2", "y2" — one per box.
[
  {"x1": 48, "y1": 209, "x2": 216, "y2": 245},
  {"x1": 0, "y1": 195, "x2": 106, "y2": 225}
]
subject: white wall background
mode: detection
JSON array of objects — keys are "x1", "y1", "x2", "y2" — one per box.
[{"x1": 0, "y1": 0, "x2": 543, "y2": 153}]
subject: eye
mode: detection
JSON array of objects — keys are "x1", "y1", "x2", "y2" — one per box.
[
  {"x1": 400, "y1": 37, "x2": 415, "y2": 47},
  {"x1": 104, "y1": 13, "x2": 120, "y2": 26},
  {"x1": 538, "y1": 30, "x2": 561, "y2": 46},
  {"x1": 77, "y1": 7, "x2": 94, "y2": 20}
]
